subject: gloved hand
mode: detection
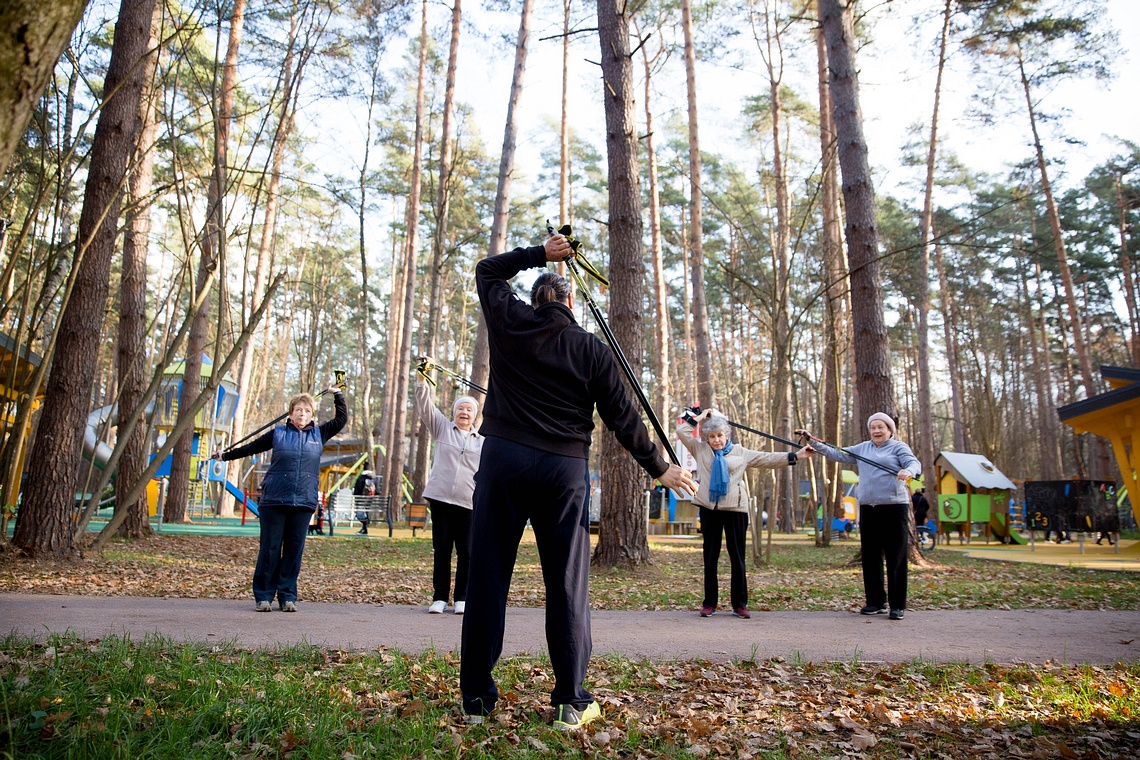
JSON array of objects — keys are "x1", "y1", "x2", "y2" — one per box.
[{"x1": 416, "y1": 357, "x2": 435, "y2": 385}]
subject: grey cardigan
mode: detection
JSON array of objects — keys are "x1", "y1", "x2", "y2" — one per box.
[
  {"x1": 415, "y1": 382, "x2": 484, "y2": 509},
  {"x1": 676, "y1": 421, "x2": 794, "y2": 513}
]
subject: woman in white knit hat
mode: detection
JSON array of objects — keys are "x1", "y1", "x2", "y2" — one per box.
[
  {"x1": 415, "y1": 380, "x2": 484, "y2": 615},
  {"x1": 800, "y1": 413, "x2": 920, "y2": 620}
]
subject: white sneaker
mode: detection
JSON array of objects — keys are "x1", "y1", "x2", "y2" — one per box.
[
  {"x1": 428, "y1": 600, "x2": 447, "y2": 614},
  {"x1": 454, "y1": 601, "x2": 466, "y2": 615}
]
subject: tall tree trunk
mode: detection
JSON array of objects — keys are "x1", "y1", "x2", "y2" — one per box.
[
  {"x1": 819, "y1": 0, "x2": 894, "y2": 418},
  {"x1": 116, "y1": 0, "x2": 163, "y2": 538},
  {"x1": 681, "y1": 0, "x2": 714, "y2": 409},
  {"x1": 558, "y1": 0, "x2": 572, "y2": 278},
  {"x1": 0, "y1": 0, "x2": 89, "y2": 177},
  {"x1": 636, "y1": 22, "x2": 671, "y2": 430},
  {"x1": 933, "y1": 239, "x2": 966, "y2": 452},
  {"x1": 15, "y1": 0, "x2": 157, "y2": 558},
  {"x1": 915, "y1": 0, "x2": 952, "y2": 486},
  {"x1": 167, "y1": 0, "x2": 246, "y2": 522},
  {"x1": 1016, "y1": 49, "x2": 1107, "y2": 478},
  {"x1": 416, "y1": 0, "x2": 464, "y2": 495},
  {"x1": 1115, "y1": 172, "x2": 1140, "y2": 366},
  {"x1": 386, "y1": 0, "x2": 430, "y2": 512},
  {"x1": 757, "y1": 0, "x2": 793, "y2": 533},
  {"x1": 470, "y1": 0, "x2": 534, "y2": 398},
  {"x1": 232, "y1": 7, "x2": 303, "y2": 492},
  {"x1": 592, "y1": 0, "x2": 651, "y2": 568},
  {"x1": 814, "y1": 0, "x2": 846, "y2": 545}
]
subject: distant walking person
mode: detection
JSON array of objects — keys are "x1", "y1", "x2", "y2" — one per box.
[
  {"x1": 678, "y1": 407, "x2": 812, "y2": 620},
  {"x1": 460, "y1": 232, "x2": 695, "y2": 731},
  {"x1": 416, "y1": 378, "x2": 483, "y2": 615},
  {"x1": 216, "y1": 380, "x2": 347, "y2": 612},
  {"x1": 800, "y1": 413, "x2": 920, "y2": 621}
]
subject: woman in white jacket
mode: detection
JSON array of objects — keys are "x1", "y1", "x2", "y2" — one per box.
[
  {"x1": 677, "y1": 409, "x2": 812, "y2": 619},
  {"x1": 416, "y1": 381, "x2": 484, "y2": 615}
]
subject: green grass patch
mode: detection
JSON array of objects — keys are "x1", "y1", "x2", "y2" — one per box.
[{"x1": 3, "y1": 634, "x2": 1138, "y2": 759}]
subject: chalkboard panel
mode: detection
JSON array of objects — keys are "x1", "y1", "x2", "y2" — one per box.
[{"x1": 1025, "y1": 480, "x2": 1120, "y2": 534}]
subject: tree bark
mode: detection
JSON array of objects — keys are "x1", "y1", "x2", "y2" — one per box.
[
  {"x1": 0, "y1": 0, "x2": 90, "y2": 177},
  {"x1": 814, "y1": 0, "x2": 846, "y2": 546},
  {"x1": 592, "y1": 0, "x2": 651, "y2": 568},
  {"x1": 167, "y1": 0, "x2": 246, "y2": 522},
  {"x1": 470, "y1": 0, "x2": 534, "y2": 399},
  {"x1": 15, "y1": 0, "x2": 157, "y2": 558},
  {"x1": 819, "y1": 0, "x2": 894, "y2": 418},
  {"x1": 385, "y1": 0, "x2": 430, "y2": 512},
  {"x1": 637, "y1": 25, "x2": 671, "y2": 429},
  {"x1": 115, "y1": 0, "x2": 164, "y2": 538},
  {"x1": 915, "y1": 0, "x2": 952, "y2": 488},
  {"x1": 681, "y1": 0, "x2": 714, "y2": 409}
]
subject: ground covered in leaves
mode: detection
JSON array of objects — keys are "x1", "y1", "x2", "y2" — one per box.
[
  {"x1": 4, "y1": 533, "x2": 1139, "y2": 758},
  {"x1": 2, "y1": 532, "x2": 1138, "y2": 612},
  {"x1": 1, "y1": 634, "x2": 1137, "y2": 759}
]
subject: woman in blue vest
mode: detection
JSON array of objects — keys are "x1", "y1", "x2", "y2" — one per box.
[{"x1": 215, "y1": 382, "x2": 347, "y2": 612}]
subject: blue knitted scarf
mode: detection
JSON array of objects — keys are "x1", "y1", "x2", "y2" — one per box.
[{"x1": 708, "y1": 441, "x2": 734, "y2": 502}]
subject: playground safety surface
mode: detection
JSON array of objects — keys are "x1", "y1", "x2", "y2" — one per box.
[{"x1": 3, "y1": 593, "x2": 1138, "y2": 666}]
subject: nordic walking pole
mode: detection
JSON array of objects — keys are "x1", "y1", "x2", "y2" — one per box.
[
  {"x1": 547, "y1": 221, "x2": 681, "y2": 466},
  {"x1": 416, "y1": 356, "x2": 488, "y2": 395},
  {"x1": 793, "y1": 428, "x2": 900, "y2": 476},
  {"x1": 682, "y1": 406, "x2": 805, "y2": 449},
  {"x1": 224, "y1": 368, "x2": 347, "y2": 452}
]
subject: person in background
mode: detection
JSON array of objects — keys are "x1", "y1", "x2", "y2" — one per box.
[
  {"x1": 215, "y1": 380, "x2": 347, "y2": 612},
  {"x1": 911, "y1": 487, "x2": 930, "y2": 527},
  {"x1": 415, "y1": 377, "x2": 483, "y2": 615},
  {"x1": 460, "y1": 232, "x2": 696, "y2": 731},
  {"x1": 799, "y1": 413, "x2": 920, "y2": 621},
  {"x1": 353, "y1": 470, "x2": 376, "y2": 535},
  {"x1": 677, "y1": 407, "x2": 813, "y2": 619}
]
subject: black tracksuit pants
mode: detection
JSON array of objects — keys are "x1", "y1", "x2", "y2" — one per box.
[
  {"x1": 460, "y1": 436, "x2": 593, "y2": 716},
  {"x1": 859, "y1": 503, "x2": 909, "y2": 610},
  {"x1": 427, "y1": 498, "x2": 471, "y2": 604},
  {"x1": 699, "y1": 507, "x2": 749, "y2": 610}
]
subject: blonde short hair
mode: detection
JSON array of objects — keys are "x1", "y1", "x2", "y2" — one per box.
[{"x1": 288, "y1": 393, "x2": 316, "y2": 415}]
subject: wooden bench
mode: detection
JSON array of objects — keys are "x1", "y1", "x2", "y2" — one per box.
[{"x1": 403, "y1": 501, "x2": 429, "y2": 536}]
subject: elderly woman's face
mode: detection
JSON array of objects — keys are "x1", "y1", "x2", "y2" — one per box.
[
  {"x1": 289, "y1": 401, "x2": 314, "y2": 429},
  {"x1": 453, "y1": 401, "x2": 477, "y2": 431},
  {"x1": 706, "y1": 430, "x2": 728, "y2": 450},
  {"x1": 868, "y1": 419, "x2": 892, "y2": 444}
]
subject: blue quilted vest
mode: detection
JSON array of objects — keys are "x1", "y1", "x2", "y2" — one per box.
[{"x1": 259, "y1": 422, "x2": 325, "y2": 509}]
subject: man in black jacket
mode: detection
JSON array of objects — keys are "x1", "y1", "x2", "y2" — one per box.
[{"x1": 460, "y1": 232, "x2": 695, "y2": 730}]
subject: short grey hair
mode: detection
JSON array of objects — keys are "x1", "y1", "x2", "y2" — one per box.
[{"x1": 701, "y1": 415, "x2": 730, "y2": 440}]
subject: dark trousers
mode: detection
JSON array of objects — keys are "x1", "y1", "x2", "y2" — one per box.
[
  {"x1": 859, "y1": 503, "x2": 909, "y2": 610},
  {"x1": 254, "y1": 505, "x2": 312, "y2": 604},
  {"x1": 460, "y1": 436, "x2": 592, "y2": 716},
  {"x1": 699, "y1": 507, "x2": 749, "y2": 610},
  {"x1": 427, "y1": 498, "x2": 472, "y2": 603}
]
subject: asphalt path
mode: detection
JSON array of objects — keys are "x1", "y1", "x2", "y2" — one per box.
[{"x1": 3, "y1": 593, "x2": 1138, "y2": 665}]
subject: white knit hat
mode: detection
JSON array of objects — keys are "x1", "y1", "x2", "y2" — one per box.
[
  {"x1": 453, "y1": 396, "x2": 478, "y2": 415},
  {"x1": 867, "y1": 412, "x2": 897, "y2": 437}
]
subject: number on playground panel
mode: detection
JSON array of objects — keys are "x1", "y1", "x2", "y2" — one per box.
[{"x1": 1034, "y1": 512, "x2": 1048, "y2": 527}]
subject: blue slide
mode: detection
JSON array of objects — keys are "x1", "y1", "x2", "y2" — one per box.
[{"x1": 223, "y1": 480, "x2": 259, "y2": 516}]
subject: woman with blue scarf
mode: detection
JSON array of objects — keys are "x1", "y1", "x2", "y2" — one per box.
[{"x1": 677, "y1": 409, "x2": 813, "y2": 619}]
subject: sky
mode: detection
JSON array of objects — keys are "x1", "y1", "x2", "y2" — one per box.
[{"x1": 424, "y1": 0, "x2": 1140, "y2": 212}]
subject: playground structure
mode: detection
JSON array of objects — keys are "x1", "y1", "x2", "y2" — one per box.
[
  {"x1": 1024, "y1": 479, "x2": 1120, "y2": 546},
  {"x1": 934, "y1": 451, "x2": 1022, "y2": 545},
  {"x1": 1058, "y1": 365, "x2": 1140, "y2": 536},
  {"x1": 0, "y1": 332, "x2": 45, "y2": 514}
]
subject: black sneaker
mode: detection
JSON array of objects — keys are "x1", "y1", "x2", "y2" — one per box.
[
  {"x1": 859, "y1": 605, "x2": 888, "y2": 615},
  {"x1": 888, "y1": 609, "x2": 905, "y2": 620},
  {"x1": 552, "y1": 701, "x2": 601, "y2": 731}
]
